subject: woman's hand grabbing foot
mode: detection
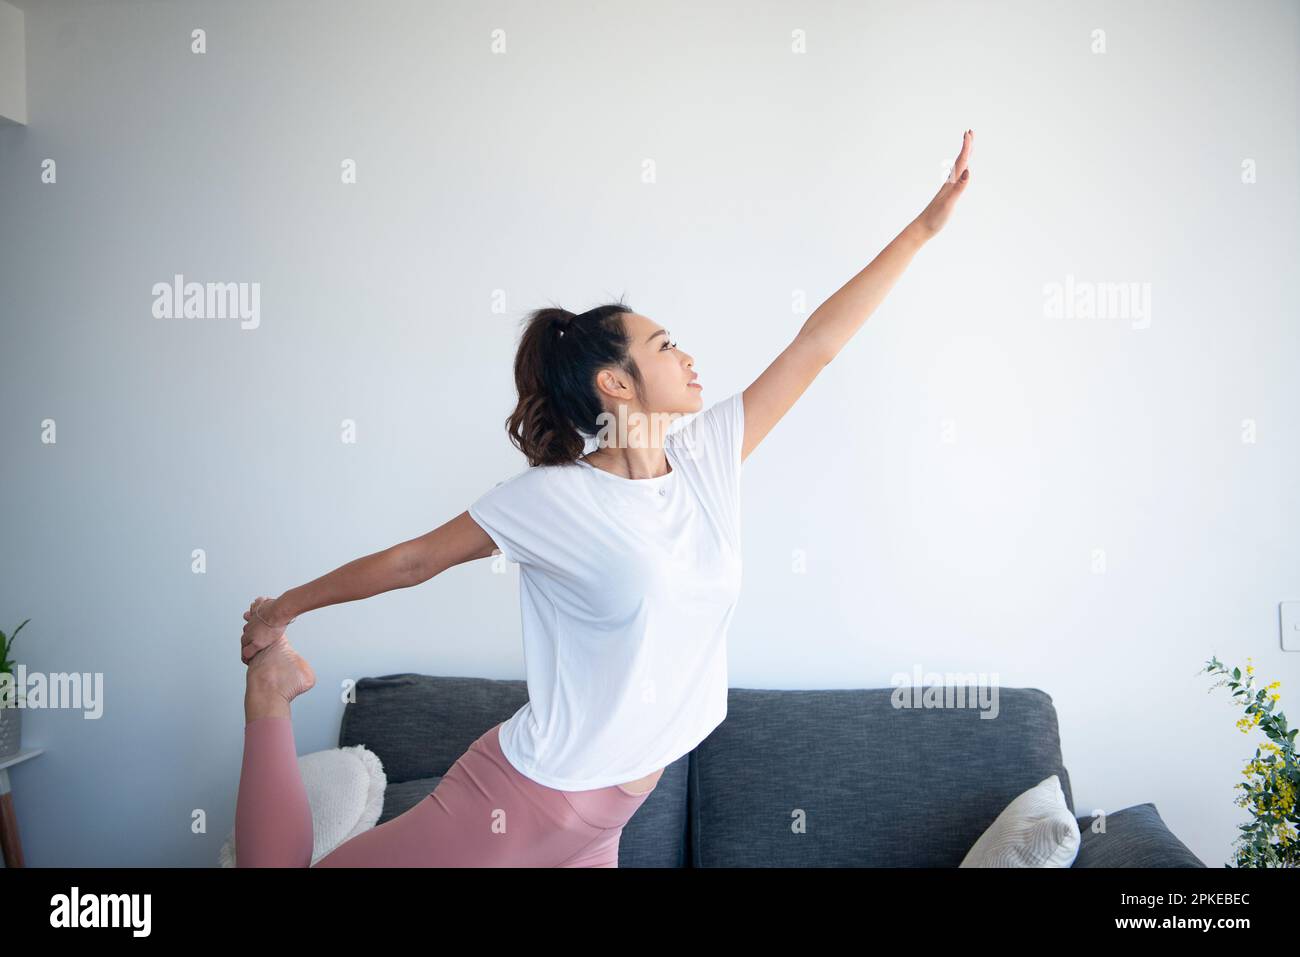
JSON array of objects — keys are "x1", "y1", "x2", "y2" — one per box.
[{"x1": 241, "y1": 595, "x2": 292, "y2": 664}]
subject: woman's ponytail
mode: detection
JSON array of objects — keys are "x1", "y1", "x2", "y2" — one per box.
[{"x1": 504, "y1": 300, "x2": 641, "y2": 467}]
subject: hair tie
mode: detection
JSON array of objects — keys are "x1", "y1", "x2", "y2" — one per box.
[{"x1": 554, "y1": 314, "x2": 574, "y2": 337}]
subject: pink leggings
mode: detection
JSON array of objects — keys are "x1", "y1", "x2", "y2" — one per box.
[{"x1": 235, "y1": 716, "x2": 658, "y2": 867}]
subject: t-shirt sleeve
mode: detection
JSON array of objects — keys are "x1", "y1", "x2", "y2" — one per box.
[
  {"x1": 672, "y1": 390, "x2": 746, "y2": 498},
  {"x1": 467, "y1": 470, "x2": 546, "y2": 567}
]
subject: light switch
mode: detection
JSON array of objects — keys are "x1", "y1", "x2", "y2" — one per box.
[{"x1": 1282, "y1": 602, "x2": 1300, "y2": 652}]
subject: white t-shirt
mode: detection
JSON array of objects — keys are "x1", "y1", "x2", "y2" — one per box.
[{"x1": 467, "y1": 390, "x2": 746, "y2": 790}]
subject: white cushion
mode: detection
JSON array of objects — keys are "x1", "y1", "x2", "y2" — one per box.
[
  {"x1": 219, "y1": 744, "x2": 387, "y2": 867},
  {"x1": 959, "y1": 774, "x2": 1080, "y2": 867}
]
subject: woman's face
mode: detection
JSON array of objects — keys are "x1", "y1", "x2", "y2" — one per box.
[{"x1": 618, "y1": 311, "x2": 704, "y2": 417}]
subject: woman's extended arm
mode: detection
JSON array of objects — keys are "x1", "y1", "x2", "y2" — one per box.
[
  {"x1": 738, "y1": 129, "x2": 974, "y2": 463},
  {"x1": 240, "y1": 511, "x2": 498, "y2": 663}
]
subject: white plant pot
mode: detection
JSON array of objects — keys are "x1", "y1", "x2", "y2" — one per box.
[{"x1": 0, "y1": 704, "x2": 21, "y2": 758}]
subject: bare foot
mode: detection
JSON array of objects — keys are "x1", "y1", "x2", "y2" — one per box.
[{"x1": 245, "y1": 635, "x2": 316, "y2": 721}]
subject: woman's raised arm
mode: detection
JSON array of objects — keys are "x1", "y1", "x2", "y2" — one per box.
[{"x1": 739, "y1": 129, "x2": 973, "y2": 464}]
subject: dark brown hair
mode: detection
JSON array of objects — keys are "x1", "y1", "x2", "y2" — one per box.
[{"x1": 505, "y1": 298, "x2": 645, "y2": 467}]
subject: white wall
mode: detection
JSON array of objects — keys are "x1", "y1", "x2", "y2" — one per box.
[
  {"x1": 0, "y1": 0, "x2": 1295, "y2": 867},
  {"x1": 0, "y1": 0, "x2": 27, "y2": 125}
]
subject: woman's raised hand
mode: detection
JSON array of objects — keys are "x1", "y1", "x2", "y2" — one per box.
[
  {"x1": 241, "y1": 595, "x2": 290, "y2": 664},
  {"x1": 912, "y1": 129, "x2": 974, "y2": 240}
]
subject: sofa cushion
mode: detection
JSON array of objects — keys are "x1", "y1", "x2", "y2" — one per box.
[
  {"x1": 1073, "y1": 804, "x2": 1206, "y2": 867},
  {"x1": 690, "y1": 686, "x2": 1073, "y2": 867},
  {"x1": 959, "y1": 774, "x2": 1080, "y2": 866},
  {"x1": 338, "y1": 674, "x2": 530, "y2": 782},
  {"x1": 380, "y1": 776, "x2": 444, "y2": 824}
]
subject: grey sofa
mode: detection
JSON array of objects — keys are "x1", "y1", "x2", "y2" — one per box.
[{"x1": 338, "y1": 674, "x2": 1206, "y2": 867}]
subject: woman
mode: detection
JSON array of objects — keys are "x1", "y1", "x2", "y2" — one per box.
[{"x1": 234, "y1": 131, "x2": 974, "y2": 867}]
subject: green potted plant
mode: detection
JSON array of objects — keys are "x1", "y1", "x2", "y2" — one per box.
[
  {"x1": 0, "y1": 618, "x2": 29, "y2": 759},
  {"x1": 1204, "y1": 655, "x2": 1299, "y2": 867}
]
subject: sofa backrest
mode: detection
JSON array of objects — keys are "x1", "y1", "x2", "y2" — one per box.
[
  {"x1": 687, "y1": 686, "x2": 1073, "y2": 867},
  {"x1": 337, "y1": 675, "x2": 1070, "y2": 868}
]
